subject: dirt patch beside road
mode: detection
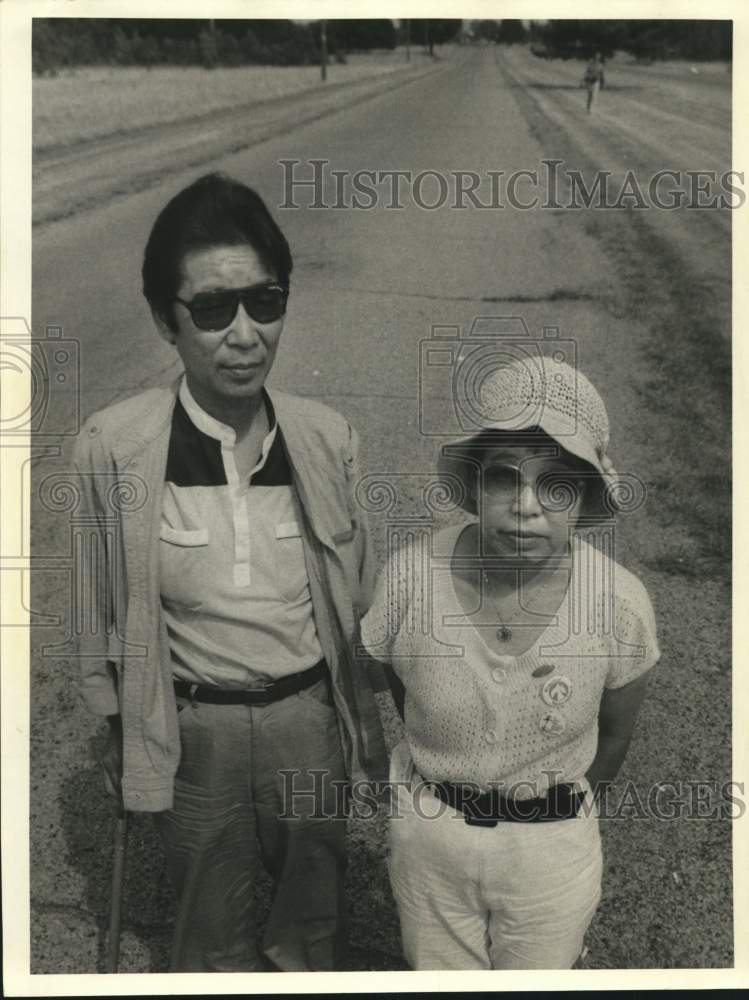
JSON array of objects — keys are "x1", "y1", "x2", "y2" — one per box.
[
  {"x1": 33, "y1": 52, "x2": 454, "y2": 227},
  {"x1": 34, "y1": 51, "x2": 433, "y2": 151}
]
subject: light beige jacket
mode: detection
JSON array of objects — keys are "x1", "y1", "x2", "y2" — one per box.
[{"x1": 72, "y1": 380, "x2": 388, "y2": 811}]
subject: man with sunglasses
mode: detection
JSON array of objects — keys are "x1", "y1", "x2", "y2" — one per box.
[{"x1": 72, "y1": 172, "x2": 387, "y2": 971}]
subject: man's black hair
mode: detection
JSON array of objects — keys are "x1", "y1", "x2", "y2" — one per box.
[{"x1": 142, "y1": 172, "x2": 293, "y2": 330}]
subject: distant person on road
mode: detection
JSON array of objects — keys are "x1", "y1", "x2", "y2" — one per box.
[
  {"x1": 361, "y1": 358, "x2": 659, "y2": 969},
  {"x1": 583, "y1": 52, "x2": 605, "y2": 113},
  {"x1": 72, "y1": 172, "x2": 387, "y2": 972}
]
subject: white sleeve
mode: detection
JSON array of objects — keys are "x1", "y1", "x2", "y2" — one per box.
[
  {"x1": 605, "y1": 573, "x2": 660, "y2": 689},
  {"x1": 359, "y1": 537, "x2": 420, "y2": 665}
]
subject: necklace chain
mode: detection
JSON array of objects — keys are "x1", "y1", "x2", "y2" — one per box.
[
  {"x1": 481, "y1": 571, "x2": 513, "y2": 642},
  {"x1": 480, "y1": 568, "x2": 566, "y2": 644}
]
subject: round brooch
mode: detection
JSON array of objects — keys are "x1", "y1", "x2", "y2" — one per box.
[
  {"x1": 541, "y1": 675, "x2": 573, "y2": 707},
  {"x1": 539, "y1": 710, "x2": 566, "y2": 736}
]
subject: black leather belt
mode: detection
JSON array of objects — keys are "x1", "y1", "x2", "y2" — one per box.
[
  {"x1": 174, "y1": 659, "x2": 328, "y2": 707},
  {"x1": 428, "y1": 780, "x2": 585, "y2": 826}
]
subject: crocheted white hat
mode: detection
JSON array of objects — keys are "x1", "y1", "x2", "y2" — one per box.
[{"x1": 438, "y1": 357, "x2": 616, "y2": 513}]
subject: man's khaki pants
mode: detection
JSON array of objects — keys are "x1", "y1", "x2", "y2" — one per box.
[{"x1": 154, "y1": 675, "x2": 348, "y2": 971}]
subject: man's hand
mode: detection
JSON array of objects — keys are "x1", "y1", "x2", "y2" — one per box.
[{"x1": 99, "y1": 713, "x2": 124, "y2": 804}]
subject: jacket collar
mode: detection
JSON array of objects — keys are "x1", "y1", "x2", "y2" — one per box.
[
  {"x1": 110, "y1": 380, "x2": 180, "y2": 466},
  {"x1": 269, "y1": 389, "x2": 352, "y2": 551}
]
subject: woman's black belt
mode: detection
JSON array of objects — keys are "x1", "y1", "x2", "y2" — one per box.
[
  {"x1": 173, "y1": 659, "x2": 328, "y2": 707},
  {"x1": 427, "y1": 779, "x2": 585, "y2": 826}
]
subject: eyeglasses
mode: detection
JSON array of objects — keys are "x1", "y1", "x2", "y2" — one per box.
[
  {"x1": 175, "y1": 282, "x2": 288, "y2": 332},
  {"x1": 482, "y1": 463, "x2": 585, "y2": 510}
]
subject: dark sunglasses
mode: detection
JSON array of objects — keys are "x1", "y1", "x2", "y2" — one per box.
[
  {"x1": 175, "y1": 282, "x2": 288, "y2": 332},
  {"x1": 482, "y1": 463, "x2": 586, "y2": 510}
]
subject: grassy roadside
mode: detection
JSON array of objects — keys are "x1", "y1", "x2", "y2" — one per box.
[
  {"x1": 33, "y1": 49, "x2": 435, "y2": 152},
  {"x1": 497, "y1": 51, "x2": 731, "y2": 585},
  {"x1": 594, "y1": 210, "x2": 731, "y2": 582},
  {"x1": 499, "y1": 54, "x2": 732, "y2": 968}
]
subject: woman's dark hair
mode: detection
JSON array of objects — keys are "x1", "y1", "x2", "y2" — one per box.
[{"x1": 142, "y1": 172, "x2": 293, "y2": 330}]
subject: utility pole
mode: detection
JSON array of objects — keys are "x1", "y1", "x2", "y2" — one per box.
[
  {"x1": 207, "y1": 18, "x2": 217, "y2": 68},
  {"x1": 405, "y1": 19, "x2": 410, "y2": 62},
  {"x1": 320, "y1": 19, "x2": 328, "y2": 81}
]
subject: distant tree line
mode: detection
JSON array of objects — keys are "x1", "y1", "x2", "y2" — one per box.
[
  {"x1": 530, "y1": 19, "x2": 731, "y2": 62},
  {"x1": 325, "y1": 20, "x2": 397, "y2": 52},
  {"x1": 32, "y1": 18, "x2": 424, "y2": 74},
  {"x1": 32, "y1": 17, "x2": 731, "y2": 73},
  {"x1": 472, "y1": 20, "x2": 528, "y2": 45},
  {"x1": 32, "y1": 19, "x2": 318, "y2": 73},
  {"x1": 404, "y1": 20, "x2": 463, "y2": 53}
]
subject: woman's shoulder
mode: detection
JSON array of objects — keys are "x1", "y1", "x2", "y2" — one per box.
[
  {"x1": 574, "y1": 539, "x2": 661, "y2": 684},
  {"x1": 370, "y1": 523, "x2": 464, "y2": 611},
  {"x1": 574, "y1": 536, "x2": 657, "y2": 626},
  {"x1": 382, "y1": 522, "x2": 465, "y2": 571},
  {"x1": 362, "y1": 523, "x2": 465, "y2": 658}
]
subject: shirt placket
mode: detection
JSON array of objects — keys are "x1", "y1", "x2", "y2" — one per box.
[
  {"x1": 225, "y1": 422, "x2": 279, "y2": 589},
  {"x1": 221, "y1": 441, "x2": 252, "y2": 588},
  {"x1": 177, "y1": 379, "x2": 277, "y2": 591}
]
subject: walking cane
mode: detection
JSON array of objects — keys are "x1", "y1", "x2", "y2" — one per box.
[{"x1": 106, "y1": 806, "x2": 129, "y2": 973}]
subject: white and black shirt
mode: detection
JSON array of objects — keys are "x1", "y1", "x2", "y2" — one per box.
[{"x1": 159, "y1": 378, "x2": 322, "y2": 687}]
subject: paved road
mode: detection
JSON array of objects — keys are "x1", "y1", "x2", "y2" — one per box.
[{"x1": 29, "y1": 46, "x2": 732, "y2": 973}]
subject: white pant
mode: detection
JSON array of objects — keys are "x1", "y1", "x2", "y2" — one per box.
[{"x1": 387, "y1": 746, "x2": 603, "y2": 970}]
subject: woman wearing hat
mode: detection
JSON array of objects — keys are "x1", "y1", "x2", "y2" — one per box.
[{"x1": 361, "y1": 358, "x2": 659, "y2": 969}]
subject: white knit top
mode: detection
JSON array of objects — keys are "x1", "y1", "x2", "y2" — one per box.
[{"x1": 360, "y1": 524, "x2": 659, "y2": 797}]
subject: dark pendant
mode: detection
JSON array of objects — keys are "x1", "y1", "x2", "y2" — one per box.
[{"x1": 497, "y1": 625, "x2": 512, "y2": 642}]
